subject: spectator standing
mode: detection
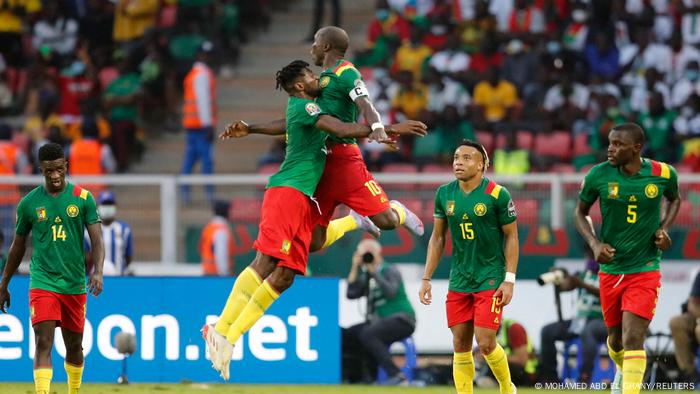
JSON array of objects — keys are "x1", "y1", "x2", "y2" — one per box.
[
  {"x1": 669, "y1": 270, "x2": 700, "y2": 384},
  {"x1": 103, "y1": 54, "x2": 141, "y2": 172},
  {"x1": 393, "y1": 25, "x2": 432, "y2": 81},
  {"x1": 494, "y1": 132, "x2": 530, "y2": 176},
  {"x1": 85, "y1": 190, "x2": 133, "y2": 276},
  {"x1": 473, "y1": 67, "x2": 518, "y2": 129},
  {"x1": 0, "y1": 0, "x2": 41, "y2": 66},
  {"x1": 112, "y1": 0, "x2": 159, "y2": 52},
  {"x1": 584, "y1": 32, "x2": 620, "y2": 80},
  {"x1": 638, "y1": 92, "x2": 677, "y2": 163},
  {"x1": 181, "y1": 41, "x2": 216, "y2": 204},
  {"x1": 344, "y1": 239, "x2": 416, "y2": 385},
  {"x1": 199, "y1": 201, "x2": 234, "y2": 276}
]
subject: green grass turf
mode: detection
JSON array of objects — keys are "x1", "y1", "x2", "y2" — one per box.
[{"x1": 0, "y1": 384, "x2": 674, "y2": 394}]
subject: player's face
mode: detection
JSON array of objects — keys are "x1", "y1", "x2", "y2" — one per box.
[
  {"x1": 40, "y1": 158, "x2": 67, "y2": 191},
  {"x1": 607, "y1": 130, "x2": 640, "y2": 166},
  {"x1": 301, "y1": 68, "x2": 321, "y2": 97},
  {"x1": 453, "y1": 145, "x2": 483, "y2": 181},
  {"x1": 310, "y1": 33, "x2": 325, "y2": 66}
]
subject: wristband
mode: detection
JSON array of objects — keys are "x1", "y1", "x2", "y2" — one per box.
[
  {"x1": 504, "y1": 272, "x2": 516, "y2": 283},
  {"x1": 371, "y1": 122, "x2": 384, "y2": 132}
]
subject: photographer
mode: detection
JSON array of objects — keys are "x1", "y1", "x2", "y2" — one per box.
[
  {"x1": 538, "y1": 257, "x2": 607, "y2": 384},
  {"x1": 668, "y1": 271, "x2": 700, "y2": 384},
  {"x1": 343, "y1": 239, "x2": 416, "y2": 385}
]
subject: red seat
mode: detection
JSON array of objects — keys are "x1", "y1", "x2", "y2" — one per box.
[
  {"x1": 573, "y1": 133, "x2": 592, "y2": 156},
  {"x1": 534, "y1": 130, "x2": 573, "y2": 160},
  {"x1": 475, "y1": 131, "x2": 494, "y2": 154},
  {"x1": 420, "y1": 164, "x2": 451, "y2": 190},
  {"x1": 549, "y1": 163, "x2": 575, "y2": 173},
  {"x1": 495, "y1": 130, "x2": 534, "y2": 150},
  {"x1": 674, "y1": 163, "x2": 693, "y2": 173},
  {"x1": 382, "y1": 163, "x2": 418, "y2": 191},
  {"x1": 513, "y1": 199, "x2": 538, "y2": 226},
  {"x1": 229, "y1": 197, "x2": 262, "y2": 222}
]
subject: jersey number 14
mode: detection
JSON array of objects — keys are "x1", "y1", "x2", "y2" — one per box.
[{"x1": 52, "y1": 224, "x2": 67, "y2": 241}]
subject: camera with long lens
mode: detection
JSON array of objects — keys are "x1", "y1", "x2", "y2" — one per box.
[
  {"x1": 362, "y1": 252, "x2": 375, "y2": 264},
  {"x1": 537, "y1": 268, "x2": 567, "y2": 286}
]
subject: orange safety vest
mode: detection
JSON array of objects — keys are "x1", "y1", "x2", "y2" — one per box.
[
  {"x1": 0, "y1": 142, "x2": 20, "y2": 204},
  {"x1": 69, "y1": 139, "x2": 104, "y2": 193},
  {"x1": 182, "y1": 63, "x2": 216, "y2": 129},
  {"x1": 199, "y1": 219, "x2": 234, "y2": 275}
]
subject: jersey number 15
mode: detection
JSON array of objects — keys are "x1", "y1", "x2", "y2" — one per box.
[{"x1": 460, "y1": 222, "x2": 475, "y2": 240}]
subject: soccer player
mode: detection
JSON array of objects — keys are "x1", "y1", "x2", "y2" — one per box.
[
  {"x1": 0, "y1": 143, "x2": 104, "y2": 394},
  {"x1": 224, "y1": 26, "x2": 425, "y2": 252},
  {"x1": 203, "y1": 60, "x2": 426, "y2": 380},
  {"x1": 574, "y1": 123, "x2": 681, "y2": 394},
  {"x1": 419, "y1": 140, "x2": 520, "y2": 394}
]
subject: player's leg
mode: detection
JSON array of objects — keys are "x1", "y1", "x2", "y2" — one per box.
[
  {"x1": 618, "y1": 270, "x2": 661, "y2": 394},
  {"x1": 180, "y1": 131, "x2": 200, "y2": 202},
  {"x1": 579, "y1": 318, "x2": 608, "y2": 384},
  {"x1": 356, "y1": 315, "x2": 415, "y2": 384},
  {"x1": 59, "y1": 292, "x2": 87, "y2": 394},
  {"x1": 33, "y1": 321, "x2": 56, "y2": 394},
  {"x1": 599, "y1": 272, "x2": 625, "y2": 393},
  {"x1": 447, "y1": 290, "x2": 476, "y2": 394},
  {"x1": 669, "y1": 313, "x2": 697, "y2": 378},
  {"x1": 474, "y1": 290, "x2": 514, "y2": 394}
]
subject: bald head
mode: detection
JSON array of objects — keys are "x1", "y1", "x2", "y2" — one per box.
[{"x1": 316, "y1": 26, "x2": 349, "y2": 54}]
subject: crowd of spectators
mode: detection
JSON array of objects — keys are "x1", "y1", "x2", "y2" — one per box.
[
  {"x1": 0, "y1": 0, "x2": 269, "y2": 174},
  {"x1": 338, "y1": 0, "x2": 700, "y2": 174}
]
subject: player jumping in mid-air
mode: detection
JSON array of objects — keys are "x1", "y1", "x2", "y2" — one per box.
[
  {"x1": 574, "y1": 123, "x2": 680, "y2": 394},
  {"x1": 203, "y1": 60, "x2": 426, "y2": 380},
  {"x1": 224, "y1": 26, "x2": 425, "y2": 251},
  {"x1": 420, "y1": 140, "x2": 520, "y2": 394},
  {"x1": 0, "y1": 143, "x2": 104, "y2": 394}
]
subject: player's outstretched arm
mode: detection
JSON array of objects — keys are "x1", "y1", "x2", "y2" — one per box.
[
  {"x1": 574, "y1": 201, "x2": 615, "y2": 263},
  {"x1": 219, "y1": 119, "x2": 286, "y2": 140},
  {"x1": 316, "y1": 115, "x2": 427, "y2": 140},
  {"x1": 419, "y1": 218, "x2": 447, "y2": 306},
  {"x1": 355, "y1": 96, "x2": 391, "y2": 142},
  {"x1": 86, "y1": 222, "x2": 104, "y2": 297},
  {"x1": 495, "y1": 221, "x2": 519, "y2": 306},
  {"x1": 0, "y1": 234, "x2": 27, "y2": 312}
]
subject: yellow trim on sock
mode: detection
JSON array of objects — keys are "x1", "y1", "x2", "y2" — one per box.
[
  {"x1": 65, "y1": 362, "x2": 84, "y2": 394},
  {"x1": 322, "y1": 215, "x2": 358, "y2": 249},
  {"x1": 215, "y1": 267, "x2": 263, "y2": 336},
  {"x1": 226, "y1": 280, "x2": 281, "y2": 344},
  {"x1": 33, "y1": 367, "x2": 52, "y2": 394},
  {"x1": 607, "y1": 338, "x2": 625, "y2": 370},
  {"x1": 622, "y1": 350, "x2": 646, "y2": 394},
  {"x1": 390, "y1": 201, "x2": 406, "y2": 225},
  {"x1": 483, "y1": 344, "x2": 513, "y2": 394},
  {"x1": 453, "y1": 351, "x2": 475, "y2": 394}
]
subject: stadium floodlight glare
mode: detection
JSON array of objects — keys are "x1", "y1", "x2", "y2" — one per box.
[{"x1": 115, "y1": 332, "x2": 136, "y2": 384}]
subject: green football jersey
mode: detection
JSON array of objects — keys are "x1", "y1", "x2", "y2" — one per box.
[
  {"x1": 579, "y1": 159, "x2": 679, "y2": 274},
  {"x1": 267, "y1": 96, "x2": 328, "y2": 197},
  {"x1": 317, "y1": 59, "x2": 365, "y2": 145},
  {"x1": 434, "y1": 178, "x2": 517, "y2": 293},
  {"x1": 16, "y1": 183, "x2": 101, "y2": 294}
]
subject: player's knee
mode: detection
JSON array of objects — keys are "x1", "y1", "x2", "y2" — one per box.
[
  {"x1": 268, "y1": 268, "x2": 295, "y2": 292},
  {"x1": 35, "y1": 335, "x2": 53, "y2": 352},
  {"x1": 476, "y1": 337, "x2": 496, "y2": 355},
  {"x1": 621, "y1": 325, "x2": 646, "y2": 349},
  {"x1": 250, "y1": 255, "x2": 278, "y2": 279},
  {"x1": 453, "y1": 337, "x2": 472, "y2": 352}
]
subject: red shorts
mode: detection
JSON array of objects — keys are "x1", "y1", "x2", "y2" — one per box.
[
  {"x1": 599, "y1": 270, "x2": 661, "y2": 327},
  {"x1": 446, "y1": 289, "x2": 503, "y2": 330},
  {"x1": 253, "y1": 186, "x2": 314, "y2": 275},
  {"x1": 312, "y1": 143, "x2": 391, "y2": 227},
  {"x1": 29, "y1": 289, "x2": 86, "y2": 333}
]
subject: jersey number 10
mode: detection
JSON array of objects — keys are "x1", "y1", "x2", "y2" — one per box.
[{"x1": 52, "y1": 224, "x2": 67, "y2": 241}]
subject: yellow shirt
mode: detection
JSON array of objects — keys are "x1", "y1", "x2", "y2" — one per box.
[
  {"x1": 0, "y1": 0, "x2": 40, "y2": 33},
  {"x1": 113, "y1": 0, "x2": 159, "y2": 42},
  {"x1": 23, "y1": 114, "x2": 64, "y2": 143},
  {"x1": 473, "y1": 80, "x2": 518, "y2": 122},
  {"x1": 392, "y1": 86, "x2": 428, "y2": 119},
  {"x1": 394, "y1": 43, "x2": 432, "y2": 79}
]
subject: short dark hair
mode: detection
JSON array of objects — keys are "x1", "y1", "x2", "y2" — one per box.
[
  {"x1": 38, "y1": 143, "x2": 65, "y2": 162},
  {"x1": 275, "y1": 60, "x2": 310, "y2": 94},
  {"x1": 611, "y1": 123, "x2": 646, "y2": 145},
  {"x1": 458, "y1": 139, "x2": 490, "y2": 170}
]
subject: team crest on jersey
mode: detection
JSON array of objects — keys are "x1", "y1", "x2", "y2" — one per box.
[
  {"x1": 305, "y1": 102, "x2": 321, "y2": 116},
  {"x1": 36, "y1": 207, "x2": 47, "y2": 222},
  {"x1": 645, "y1": 184, "x2": 659, "y2": 198},
  {"x1": 281, "y1": 240, "x2": 291, "y2": 255},
  {"x1": 474, "y1": 203, "x2": 487, "y2": 216},
  {"x1": 319, "y1": 76, "x2": 330, "y2": 88},
  {"x1": 607, "y1": 183, "x2": 619, "y2": 199},
  {"x1": 66, "y1": 204, "x2": 79, "y2": 218},
  {"x1": 446, "y1": 201, "x2": 455, "y2": 216}
]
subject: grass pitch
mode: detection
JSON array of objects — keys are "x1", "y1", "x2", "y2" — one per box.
[{"x1": 0, "y1": 384, "x2": 667, "y2": 394}]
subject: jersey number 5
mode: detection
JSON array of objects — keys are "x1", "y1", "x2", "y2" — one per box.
[
  {"x1": 460, "y1": 222, "x2": 475, "y2": 240},
  {"x1": 627, "y1": 204, "x2": 637, "y2": 224},
  {"x1": 52, "y1": 224, "x2": 67, "y2": 241}
]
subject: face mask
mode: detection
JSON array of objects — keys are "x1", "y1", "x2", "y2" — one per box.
[
  {"x1": 99, "y1": 205, "x2": 116, "y2": 220},
  {"x1": 687, "y1": 70, "x2": 700, "y2": 82},
  {"x1": 375, "y1": 9, "x2": 390, "y2": 21},
  {"x1": 572, "y1": 10, "x2": 587, "y2": 23},
  {"x1": 607, "y1": 107, "x2": 620, "y2": 118}
]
